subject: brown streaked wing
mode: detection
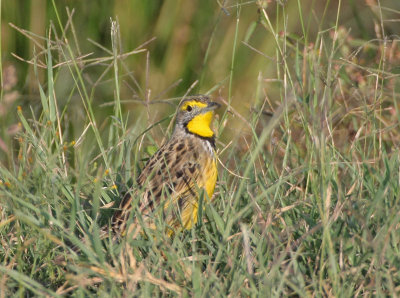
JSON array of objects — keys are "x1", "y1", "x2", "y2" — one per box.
[
  {"x1": 137, "y1": 140, "x2": 204, "y2": 215},
  {"x1": 112, "y1": 137, "x2": 205, "y2": 231}
]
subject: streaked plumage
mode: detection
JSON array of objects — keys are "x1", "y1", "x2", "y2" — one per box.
[{"x1": 112, "y1": 95, "x2": 220, "y2": 236}]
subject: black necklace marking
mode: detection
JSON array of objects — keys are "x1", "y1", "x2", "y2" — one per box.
[{"x1": 183, "y1": 125, "x2": 216, "y2": 149}]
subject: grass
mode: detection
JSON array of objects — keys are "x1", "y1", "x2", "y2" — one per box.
[{"x1": 1, "y1": 0, "x2": 400, "y2": 296}]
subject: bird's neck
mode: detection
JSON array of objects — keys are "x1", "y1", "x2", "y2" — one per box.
[{"x1": 185, "y1": 111, "x2": 214, "y2": 138}]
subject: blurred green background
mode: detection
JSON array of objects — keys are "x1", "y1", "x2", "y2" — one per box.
[
  {"x1": 1, "y1": 0, "x2": 400, "y2": 163},
  {"x1": 2, "y1": 1, "x2": 400, "y2": 295}
]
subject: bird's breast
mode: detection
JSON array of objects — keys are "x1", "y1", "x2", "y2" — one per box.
[{"x1": 203, "y1": 156, "x2": 218, "y2": 199}]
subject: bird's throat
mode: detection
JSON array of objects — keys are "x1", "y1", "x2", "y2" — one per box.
[{"x1": 186, "y1": 111, "x2": 214, "y2": 138}]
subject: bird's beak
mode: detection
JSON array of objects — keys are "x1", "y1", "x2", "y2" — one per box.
[{"x1": 205, "y1": 101, "x2": 221, "y2": 111}]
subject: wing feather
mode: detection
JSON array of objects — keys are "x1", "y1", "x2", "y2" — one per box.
[{"x1": 112, "y1": 137, "x2": 207, "y2": 233}]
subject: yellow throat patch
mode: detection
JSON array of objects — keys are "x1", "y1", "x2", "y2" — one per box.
[{"x1": 186, "y1": 111, "x2": 214, "y2": 138}]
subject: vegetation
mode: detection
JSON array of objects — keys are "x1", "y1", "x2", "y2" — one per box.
[{"x1": 1, "y1": 0, "x2": 400, "y2": 296}]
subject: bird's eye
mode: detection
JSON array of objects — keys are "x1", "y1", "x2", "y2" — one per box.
[{"x1": 186, "y1": 105, "x2": 192, "y2": 112}]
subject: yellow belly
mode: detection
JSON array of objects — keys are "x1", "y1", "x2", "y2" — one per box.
[
  {"x1": 205, "y1": 158, "x2": 218, "y2": 199},
  {"x1": 181, "y1": 157, "x2": 217, "y2": 230}
]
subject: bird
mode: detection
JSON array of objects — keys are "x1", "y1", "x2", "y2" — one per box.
[{"x1": 111, "y1": 95, "x2": 220, "y2": 237}]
